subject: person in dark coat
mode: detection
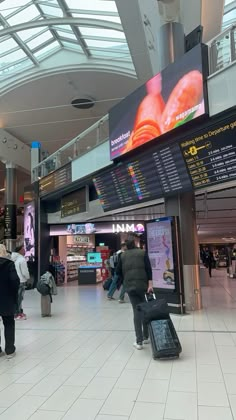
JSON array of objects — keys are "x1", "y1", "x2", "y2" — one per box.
[
  {"x1": 116, "y1": 239, "x2": 153, "y2": 350},
  {"x1": 0, "y1": 244, "x2": 20, "y2": 358}
]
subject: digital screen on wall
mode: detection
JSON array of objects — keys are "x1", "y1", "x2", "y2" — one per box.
[
  {"x1": 61, "y1": 187, "x2": 87, "y2": 218},
  {"x1": 180, "y1": 115, "x2": 236, "y2": 189},
  {"x1": 109, "y1": 44, "x2": 207, "y2": 159},
  {"x1": 146, "y1": 218, "x2": 176, "y2": 290},
  {"x1": 24, "y1": 201, "x2": 35, "y2": 261},
  {"x1": 93, "y1": 140, "x2": 192, "y2": 212},
  {"x1": 66, "y1": 223, "x2": 96, "y2": 234}
]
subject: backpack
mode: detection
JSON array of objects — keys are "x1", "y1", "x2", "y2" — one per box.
[
  {"x1": 113, "y1": 252, "x2": 119, "y2": 267},
  {"x1": 37, "y1": 273, "x2": 51, "y2": 296}
]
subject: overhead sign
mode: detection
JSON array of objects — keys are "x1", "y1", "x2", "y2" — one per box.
[
  {"x1": 4, "y1": 204, "x2": 17, "y2": 240},
  {"x1": 39, "y1": 164, "x2": 71, "y2": 196},
  {"x1": 180, "y1": 115, "x2": 236, "y2": 189},
  {"x1": 61, "y1": 187, "x2": 87, "y2": 218},
  {"x1": 112, "y1": 223, "x2": 145, "y2": 233}
]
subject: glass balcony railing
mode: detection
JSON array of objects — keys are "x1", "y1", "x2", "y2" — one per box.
[
  {"x1": 208, "y1": 24, "x2": 236, "y2": 75},
  {"x1": 32, "y1": 114, "x2": 109, "y2": 182}
]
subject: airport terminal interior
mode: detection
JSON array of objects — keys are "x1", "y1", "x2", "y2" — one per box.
[{"x1": 0, "y1": 0, "x2": 236, "y2": 419}]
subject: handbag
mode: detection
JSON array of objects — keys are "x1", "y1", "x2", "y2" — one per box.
[{"x1": 137, "y1": 293, "x2": 169, "y2": 323}]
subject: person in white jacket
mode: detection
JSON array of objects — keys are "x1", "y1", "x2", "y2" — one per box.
[{"x1": 12, "y1": 245, "x2": 30, "y2": 320}]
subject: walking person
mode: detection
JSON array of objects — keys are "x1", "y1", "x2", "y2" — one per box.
[
  {"x1": 107, "y1": 243, "x2": 127, "y2": 300},
  {"x1": 116, "y1": 239, "x2": 153, "y2": 350},
  {"x1": 12, "y1": 245, "x2": 30, "y2": 320},
  {"x1": 205, "y1": 248, "x2": 214, "y2": 278},
  {"x1": 0, "y1": 244, "x2": 20, "y2": 359}
]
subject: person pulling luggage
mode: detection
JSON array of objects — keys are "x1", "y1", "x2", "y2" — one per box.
[
  {"x1": 116, "y1": 238, "x2": 153, "y2": 350},
  {"x1": 37, "y1": 266, "x2": 57, "y2": 317}
]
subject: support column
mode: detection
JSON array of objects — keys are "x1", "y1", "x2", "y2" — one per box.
[
  {"x1": 4, "y1": 162, "x2": 17, "y2": 252},
  {"x1": 165, "y1": 193, "x2": 201, "y2": 311},
  {"x1": 158, "y1": 7, "x2": 202, "y2": 311}
]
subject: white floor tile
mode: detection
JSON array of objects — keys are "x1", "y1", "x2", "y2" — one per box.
[
  {"x1": 224, "y1": 373, "x2": 236, "y2": 394},
  {"x1": 0, "y1": 395, "x2": 46, "y2": 420},
  {"x1": 197, "y1": 364, "x2": 223, "y2": 383},
  {"x1": 213, "y1": 333, "x2": 235, "y2": 346},
  {"x1": 115, "y1": 369, "x2": 146, "y2": 390},
  {"x1": 80, "y1": 376, "x2": 116, "y2": 400},
  {"x1": 130, "y1": 401, "x2": 165, "y2": 420},
  {"x1": 145, "y1": 360, "x2": 173, "y2": 380},
  {"x1": 165, "y1": 391, "x2": 197, "y2": 420},
  {"x1": 40, "y1": 385, "x2": 84, "y2": 411},
  {"x1": 64, "y1": 367, "x2": 99, "y2": 387},
  {"x1": 100, "y1": 388, "x2": 138, "y2": 416},
  {"x1": 198, "y1": 406, "x2": 233, "y2": 420},
  {"x1": 169, "y1": 371, "x2": 197, "y2": 392},
  {"x1": 137, "y1": 379, "x2": 169, "y2": 404},
  {"x1": 28, "y1": 375, "x2": 68, "y2": 397},
  {"x1": 62, "y1": 398, "x2": 104, "y2": 420},
  {"x1": 0, "y1": 383, "x2": 32, "y2": 408},
  {"x1": 229, "y1": 394, "x2": 236, "y2": 418},
  {"x1": 96, "y1": 361, "x2": 126, "y2": 378},
  {"x1": 198, "y1": 382, "x2": 229, "y2": 407},
  {"x1": 29, "y1": 411, "x2": 64, "y2": 420},
  {"x1": 96, "y1": 416, "x2": 128, "y2": 420}
]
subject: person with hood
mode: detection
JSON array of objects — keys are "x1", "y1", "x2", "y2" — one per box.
[
  {"x1": 12, "y1": 245, "x2": 30, "y2": 320},
  {"x1": 0, "y1": 244, "x2": 20, "y2": 358},
  {"x1": 37, "y1": 265, "x2": 57, "y2": 317}
]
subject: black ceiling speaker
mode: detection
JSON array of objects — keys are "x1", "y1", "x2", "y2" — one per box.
[{"x1": 71, "y1": 98, "x2": 95, "y2": 109}]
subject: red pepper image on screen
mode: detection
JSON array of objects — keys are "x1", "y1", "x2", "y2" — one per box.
[
  {"x1": 161, "y1": 70, "x2": 203, "y2": 133},
  {"x1": 125, "y1": 93, "x2": 164, "y2": 152}
]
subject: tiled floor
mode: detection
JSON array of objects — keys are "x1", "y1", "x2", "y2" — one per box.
[{"x1": 0, "y1": 269, "x2": 236, "y2": 419}]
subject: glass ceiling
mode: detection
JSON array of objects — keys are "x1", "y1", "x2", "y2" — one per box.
[{"x1": 0, "y1": 0, "x2": 132, "y2": 77}]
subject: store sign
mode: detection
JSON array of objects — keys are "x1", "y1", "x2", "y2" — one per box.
[
  {"x1": 50, "y1": 221, "x2": 145, "y2": 236},
  {"x1": 112, "y1": 223, "x2": 145, "y2": 233},
  {"x1": 73, "y1": 235, "x2": 91, "y2": 244},
  {"x1": 4, "y1": 204, "x2": 17, "y2": 239}
]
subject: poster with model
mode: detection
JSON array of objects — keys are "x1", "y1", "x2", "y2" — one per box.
[
  {"x1": 146, "y1": 218, "x2": 175, "y2": 290},
  {"x1": 24, "y1": 201, "x2": 35, "y2": 261},
  {"x1": 110, "y1": 44, "x2": 207, "y2": 159}
]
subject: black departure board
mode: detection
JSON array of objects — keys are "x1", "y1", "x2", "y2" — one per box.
[
  {"x1": 180, "y1": 117, "x2": 236, "y2": 189},
  {"x1": 93, "y1": 142, "x2": 192, "y2": 211},
  {"x1": 61, "y1": 188, "x2": 87, "y2": 218},
  {"x1": 39, "y1": 164, "x2": 71, "y2": 196}
]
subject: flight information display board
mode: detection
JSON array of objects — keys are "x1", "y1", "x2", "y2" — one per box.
[
  {"x1": 93, "y1": 142, "x2": 192, "y2": 212},
  {"x1": 39, "y1": 164, "x2": 71, "y2": 196},
  {"x1": 180, "y1": 117, "x2": 236, "y2": 188}
]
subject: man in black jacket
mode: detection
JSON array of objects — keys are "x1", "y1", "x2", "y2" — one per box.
[
  {"x1": 116, "y1": 239, "x2": 153, "y2": 350},
  {"x1": 0, "y1": 244, "x2": 20, "y2": 358}
]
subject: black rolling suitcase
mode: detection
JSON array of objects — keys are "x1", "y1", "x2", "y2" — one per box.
[
  {"x1": 137, "y1": 293, "x2": 182, "y2": 360},
  {"x1": 149, "y1": 317, "x2": 182, "y2": 360}
]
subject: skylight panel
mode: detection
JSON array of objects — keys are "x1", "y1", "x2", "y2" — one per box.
[
  {"x1": 27, "y1": 31, "x2": 54, "y2": 50},
  {"x1": 7, "y1": 5, "x2": 40, "y2": 26},
  {"x1": 65, "y1": 0, "x2": 118, "y2": 13},
  {"x1": 80, "y1": 27, "x2": 125, "y2": 39}
]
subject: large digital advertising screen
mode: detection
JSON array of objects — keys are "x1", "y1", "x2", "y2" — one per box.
[
  {"x1": 110, "y1": 45, "x2": 207, "y2": 159},
  {"x1": 24, "y1": 201, "x2": 35, "y2": 261},
  {"x1": 146, "y1": 218, "x2": 175, "y2": 290}
]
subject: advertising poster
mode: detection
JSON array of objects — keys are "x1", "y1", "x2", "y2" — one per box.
[
  {"x1": 110, "y1": 45, "x2": 206, "y2": 159},
  {"x1": 146, "y1": 218, "x2": 175, "y2": 290},
  {"x1": 24, "y1": 201, "x2": 35, "y2": 261}
]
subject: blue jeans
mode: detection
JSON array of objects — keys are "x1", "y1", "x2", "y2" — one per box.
[
  {"x1": 107, "y1": 273, "x2": 118, "y2": 298},
  {"x1": 119, "y1": 284, "x2": 126, "y2": 301}
]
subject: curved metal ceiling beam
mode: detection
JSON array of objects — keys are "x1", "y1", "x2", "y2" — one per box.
[{"x1": 0, "y1": 17, "x2": 122, "y2": 37}]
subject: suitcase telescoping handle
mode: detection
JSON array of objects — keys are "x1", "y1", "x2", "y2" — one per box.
[{"x1": 145, "y1": 292, "x2": 156, "y2": 301}]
